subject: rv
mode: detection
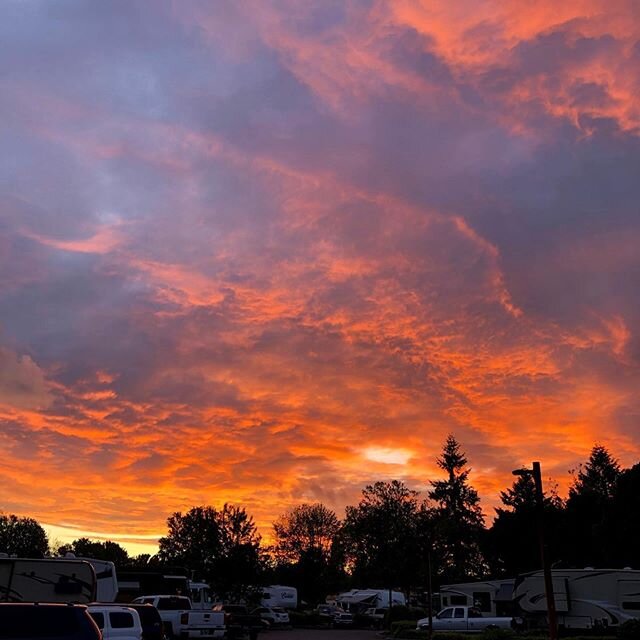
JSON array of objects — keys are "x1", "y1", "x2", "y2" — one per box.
[
  {"x1": 60, "y1": 556, "x2": 118, "y2": 602},
  {"x1": 0, "y1": 557, "x2": 97, "y2": 602},
  {"x1": 336, "y1": 589, "x2": 406, "y2": 613},
  {"x1": 261, "y1": 585, "x2": 297, "y2": 609},
  {"x1": 117, "y1": 570, "x2": 215, "y2": 610},
  {"x1": 513, "y1": 568, "x2": 640, "y2": 630},
  {"x1": 440, "y1": 579, "x2": 516, "y2": 617},
  {"x1": 116, "y1": 571, "x2": 189, "y2": 602}
]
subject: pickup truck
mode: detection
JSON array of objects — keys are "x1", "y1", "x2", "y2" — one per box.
[
  {"x1": 212, "y1": 603, "x2": 262, "y2": 640},
  {"x1": 417, "y1": 606, "x2": 520, "y2": 633},
  {"x1": 133, "y1": 595, "x2": 225, "y2": 639}
]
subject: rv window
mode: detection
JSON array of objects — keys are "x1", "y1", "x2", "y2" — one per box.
[
  {"x1": 89, "y1": 612, "x2": 105, "y2": 629},
  {"x1": 473, "y1": 592, "x2": 492, "y2": 612},
  {"x1": 110, "y1": 612, "x2": 134, "y2": 628},
  {"x1": 454, "y1": 608, "x2": 465, "y2": 618},
  {"x1": 451, "y1": 596, "x2": 467, "y2": 605},
  {"x1": 622, "y1": 602, "x2": 640, "y2": 610}
]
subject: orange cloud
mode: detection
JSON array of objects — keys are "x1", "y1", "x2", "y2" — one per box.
[{"x1": 1, "y1": 0, "x2": 639, "y2": 555}]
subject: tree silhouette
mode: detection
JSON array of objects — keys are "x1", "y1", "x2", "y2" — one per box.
[
  {"x1": 158, "y1": 504, "x2": 263, "y2": 600},
  {"x1": 273, "y1": 503, "x2": 340, "y2": 564},
  {"x1": 60, "y1": 538, "x2": 130, "y2": 566},
  {"x1": 563, "y1": 444, "x2": 621, "y2": 567},
  {"x1": 608, "y1": 463, "x2": 640, "y2": 568},
  {"x1": 343, "y1": 480, "x2": 424, "y2": 593},
  {"x1": 158, "y1": 506, "x2": 221, "y2": 574},
  {"x1": 485, "y1": 474, "x2": 564, "y2": 576},
  {"x1": 0, "y1": 513, "x2": 48, "y2": 557},
  {"x1": 569, "y1": 444, "x2": 620, "y2": 501},
  {"x1": 272, "y1": 503, "x2": 343, "y2": 604},
  {"x1": 429, "y1": 435, "x2": 487, "y2": 582}
]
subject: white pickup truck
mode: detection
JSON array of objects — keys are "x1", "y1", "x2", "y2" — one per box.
[
  {"x1": 133, "y1": 595, "x2": 225, "y2": 639},
  {"x1": 417, "y1": 606, "x2": 520, "y2": 633}
]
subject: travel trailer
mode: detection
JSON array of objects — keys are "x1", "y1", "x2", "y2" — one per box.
[
  {"x1": 62, "y1": 556, "x2": 118, "y2": 602},
  {"x1": 117, "y1": 570, "x2": 215, "y2": 610},
  {"x1": 513, "y1": 568, "x2": 640, "y2": 630},
  {"x1": 261, "y1": 585, "x2": 297, "y2": 609},
  {"x1": 336, "y1": 588, "x2": 406, "y2": 613},
  {"x1": 0, "y1": 557, "x2": 97, "y2": 602},
  {"x1": 440, "y1": 579, "x2": 516, "y2": 617},
  {"x1": 117, "y1": 571, "x2": 189, "y2": 602}
]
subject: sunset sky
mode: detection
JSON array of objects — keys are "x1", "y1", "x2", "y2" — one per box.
[{"x1": 1, "y1": 0, "x2": 640, "y2": 555}]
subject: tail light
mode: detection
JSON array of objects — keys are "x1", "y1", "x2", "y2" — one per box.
[
  {"x1": 224, "y1": 613, "x2": 231, "y2": 625},
  {"x1": 180, "y1": 612, "x2": 189, "y2": 625}
]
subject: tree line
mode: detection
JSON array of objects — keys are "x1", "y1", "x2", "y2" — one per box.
[{"x1": 2, "y1": 436, "x2": 639, "y2": 605}]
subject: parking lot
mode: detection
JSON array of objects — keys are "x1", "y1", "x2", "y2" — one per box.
[{"x1": 266, "y1": 630, "x2": 383, "y2": 640}]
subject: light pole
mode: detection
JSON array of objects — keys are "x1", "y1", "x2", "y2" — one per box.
[{"x1": 512, "y1": 462, "x2": 558, "y2": 640}]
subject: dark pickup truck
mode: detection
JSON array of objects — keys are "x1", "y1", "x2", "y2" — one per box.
[{"x1": 212, "y1": 603, "x2": 262, "y2": 640}]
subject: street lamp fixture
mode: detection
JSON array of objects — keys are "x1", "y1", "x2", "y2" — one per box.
[{"x1": 512, "y1": 462, "x2": 558, "y2": 640}]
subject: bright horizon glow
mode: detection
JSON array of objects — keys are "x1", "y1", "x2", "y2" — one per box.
[{"x1": 363, "y1": 447, "x2": 413, "y2": 466}]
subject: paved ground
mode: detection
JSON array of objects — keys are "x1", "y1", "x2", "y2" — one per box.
[{"x1": 266, "y1": 630, "x2": 383, "y2": 640}]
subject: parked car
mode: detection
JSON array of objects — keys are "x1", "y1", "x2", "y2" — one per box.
[
  {"x1": 89, "y1": 602, "x2": 165, "y2": 640},
  {"x1": 133, "y1": 595, "x2": 224, "y2": 639},
  {"x1": 88, "y1": 605, "x2": 143, "y2": 640},
  {"x1": 252, "y1": 606, "x2": 290, "y2": 626},
  {"x1": 331, "y1": 610, "x2": 354, "y2": 627},
  {"x1": 0, "y1": 602, "x2": 101, "y2": 640},
  {"x1": 416, "y1": 606, "x2": 518, "y2": 633},
  {"x1": 125, "y1": 603, "x2": 166, "y2": 640},
  {"x1": 315, "y1": 604, "x2": 339, "y2": 620}
]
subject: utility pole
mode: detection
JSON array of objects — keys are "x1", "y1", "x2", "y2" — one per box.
[
  {"x1": 513, "y1": 462, "x2": 558, "y2": 640},
  {"x1": 427, "y1": 550, "x2": 433, "y2": 640}
]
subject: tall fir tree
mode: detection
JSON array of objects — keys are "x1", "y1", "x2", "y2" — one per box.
[
  {"x1": 569, "y1": 444, "x2": 620, "y2": 501},
  {"x1": 563, "y1": 444, "x2": 621, "y2": 567},
  {"x1": 429, "y1": 435, "x2": 487, "y2": 582}
]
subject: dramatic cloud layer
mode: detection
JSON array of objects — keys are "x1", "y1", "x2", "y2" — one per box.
[{"x1": 1, "y1": 0, "x2": 639, "y2": 550}]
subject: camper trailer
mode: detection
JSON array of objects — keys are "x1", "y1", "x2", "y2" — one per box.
[
  {"x1": 513, "y1": 568, "x2": 640, "y2": 630},
  {"x1": 440, "y1": 579, "x2": 516, "y2": 617},
  {"x1": 261, "y1": 585, "x2": 297, "y2": 609},
  {"x1": 116, "y1": 571, "x2": 189, "y2": 602},
  {"x1": 62, "y1": 556, "x2": 118, "y2": 602},
  {"x1": 0, "y1": 557, "x2": 97, "y2": 602},
  {"x1": 336, "y1": 589, "x2": 406, "y2": 613}
]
